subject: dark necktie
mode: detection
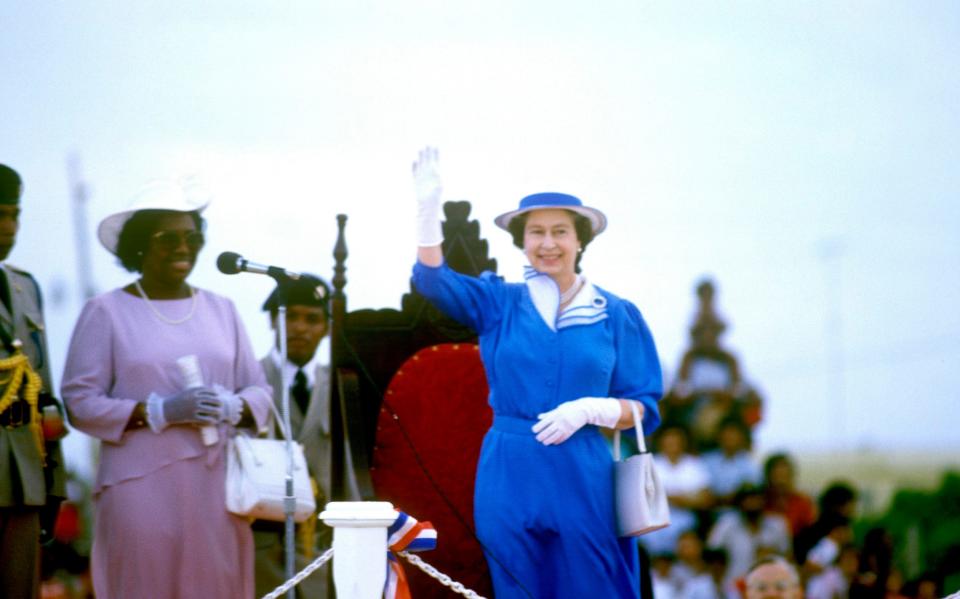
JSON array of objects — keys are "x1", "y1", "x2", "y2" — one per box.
[{"x1": 291, "y1": 368, "x2": 310, "y2": 415}]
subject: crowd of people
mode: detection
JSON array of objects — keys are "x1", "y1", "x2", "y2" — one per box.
[
  {"x1": 637, "y1": 280, "x2": 945, "y2": 599},
  {"x1": 641, "y1": 444, "x2": 945, "y2": 598}
]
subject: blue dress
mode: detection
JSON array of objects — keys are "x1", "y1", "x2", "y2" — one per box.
[{"x1": 413, "y1": 263, "x2": 663, "y2": 599}]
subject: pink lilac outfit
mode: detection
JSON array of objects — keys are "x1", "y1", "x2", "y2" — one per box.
[{"x1": 62, "y1": 288, "x2": 272, "y2": 599}]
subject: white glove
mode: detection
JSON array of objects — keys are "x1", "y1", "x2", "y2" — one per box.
[
  {"x1": 213, "y1": 384, "x2": 245, "y2": 426},
  {"x1": 412, "y1": 146, "x2": 443, "y2": 247},
  {"x1": 532, "y1": 397, "x2": 624, "y2": 446}
]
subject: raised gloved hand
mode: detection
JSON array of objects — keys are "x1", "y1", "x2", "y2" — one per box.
[
  {"x1": 532, "y1": 397, "x2": 627, "y2": 446},
  {"x1": 145, "y1": 387, "x2": 223, "y2": 433},
  {"x1": 412, "y1": 146, "x2": 443, "y2": 247}
]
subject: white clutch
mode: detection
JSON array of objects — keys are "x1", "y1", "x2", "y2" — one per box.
[{"x1": 612, "y1": 402, "x2": 670, "y2": 537}]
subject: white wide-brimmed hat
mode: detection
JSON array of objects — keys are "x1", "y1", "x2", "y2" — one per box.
[
  {"x1": 493, "y1": 192, "x2": 607, "y2": 235},
  {"x1": 97, "y1": 178, "x2": 211, "y2": 255}
]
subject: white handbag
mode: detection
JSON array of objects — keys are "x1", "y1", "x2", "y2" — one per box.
[
  {"x1": 225, "y1": 403, "x2": 316, "y2": 523},
  {"x1": 612, "y1": 402, "x2": 670, "y2": 537}
]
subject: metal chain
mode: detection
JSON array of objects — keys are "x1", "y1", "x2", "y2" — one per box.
[
  {"x1": 399, "y1": 551, "x2": 488, "y2": 599},
  {"x1": 261, "y1": 548, "x2": 335, "y2": 599},
  {"x1": 261, "y1": 547, "x2": 487, "y2": 599}
]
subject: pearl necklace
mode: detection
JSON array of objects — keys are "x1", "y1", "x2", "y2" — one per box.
[
  {"x1": 134, "y1": 279, "x2": 197, "y2": 325},
  {"x1": 559, "y1": 275, "x2": 584, "y2": 310}
]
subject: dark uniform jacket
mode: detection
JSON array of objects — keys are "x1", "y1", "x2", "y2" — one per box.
[{"x1": 0, "y1": 264, "x2": 67, "y2": 509}]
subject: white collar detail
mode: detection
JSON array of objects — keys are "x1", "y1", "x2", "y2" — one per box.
[
  {"x1": 523, "y1": 266, "x2": 608, "y2": 331},
  {"x1": 270, "y1": 346, "x2": 320, "y2": 389}
]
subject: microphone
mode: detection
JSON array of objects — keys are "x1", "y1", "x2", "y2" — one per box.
[{"x1": 216, "y1": 251, "x2": 302, "y2": 281}]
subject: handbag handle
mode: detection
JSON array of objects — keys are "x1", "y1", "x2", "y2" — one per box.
[
  {"x1": 261, "y1": 395, "x2": 294, "y2": 442},
  {"x1": 233, "y1": 397, "x2": 296, "y2": 441},
  {"x1": 613, "y1": 401, "x2": 647, "y2": 462}
]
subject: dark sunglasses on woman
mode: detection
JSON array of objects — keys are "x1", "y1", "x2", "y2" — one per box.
[{"x1": 150, "y1": 230, "x2": 205, "y2": 251}]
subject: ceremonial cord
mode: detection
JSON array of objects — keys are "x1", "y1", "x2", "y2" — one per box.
[{"x1": 0, "y1": 351, "x2": 45, "y2": 463}]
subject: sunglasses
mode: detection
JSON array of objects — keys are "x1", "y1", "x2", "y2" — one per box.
[{"x1": 149, "y1": 230, "x2": 205, "y2": 251}]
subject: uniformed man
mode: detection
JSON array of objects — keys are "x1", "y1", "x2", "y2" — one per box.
[
  {"x1": 254, "y1": 274, "x2": 335, "y2": 599},
  {"x1": 0, "y1": 163, "x2": 67, "y2": 598}
]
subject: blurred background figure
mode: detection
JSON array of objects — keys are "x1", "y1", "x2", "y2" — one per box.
[
  {"x1": 806, "y1": 542, "x2": 859, "y2": 599},
  {"x1": 701, "y1": 549, "x2": 732, "y2": 599},
  {"x1": 743, "y1": 557, "x2": 803, "y2": 599},
  {"x1": 794, "y1": 481, "x2": 858, "y2": 566},
  {"x1": 650, "y1": 552, "x2": 680, "y2": 599},
  {"x1": 39, "y1": 471, "x2": 94, "y2": 599},
  {"x1": 702, "y1": 417, "x2": 762, "y2": 510},
  {"x1": 706, "y1": 483, "x2": 791, "y2": 589},
  {"x1": 641, "y1": 422, "x2": 713, "y2": 557},
  {"x1": 900, "y1": 572, "x2": 940, "y2": 599},
  {"x1": 663, "y1": 278, "x2": 764, "y2": 451},
  {"x1": 802, "y1": 513, "x2": 853, "y2": 578},
  {"x1": 673, "y1": 530, "x2": 724, "y2": 599},
  {"x1": 763, "y1": 453, "x2": 816, "y2": 538},
  {"x1": 877, "y1": 566, "x2": 911, "y2": 599}
]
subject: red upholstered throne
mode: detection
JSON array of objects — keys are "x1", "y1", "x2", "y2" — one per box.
[{"x1": 328, "y1": 202, "x2": 496, "y2": 598}]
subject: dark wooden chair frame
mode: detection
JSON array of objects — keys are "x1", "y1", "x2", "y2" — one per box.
[{"x1": 327, "y1": 201, "x2": 498, "y2": 501}]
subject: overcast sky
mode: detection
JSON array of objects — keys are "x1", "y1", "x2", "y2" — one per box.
[{"x1": 2, "y1": 1, "x2": 958, "y2": 479}]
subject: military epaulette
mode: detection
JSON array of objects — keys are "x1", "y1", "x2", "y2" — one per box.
[
  {"x1": 3, "y1": 264, "x2": 43, "y2": 310},
  {"x1": 4, "y1": 263, "x2": 31, "y2": 277}
]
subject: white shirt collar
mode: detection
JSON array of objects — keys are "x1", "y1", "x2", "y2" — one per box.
[
  {"x1": 523, "y1": 265, "x2": 608, "y2": 331},
  {"x1": 270, "y1": 346, "x2": 321, "y2": 388}
]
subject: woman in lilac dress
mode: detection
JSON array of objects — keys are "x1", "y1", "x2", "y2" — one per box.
[{"x1": 61, "y1": 181, "x2": 272, "y2": 598}]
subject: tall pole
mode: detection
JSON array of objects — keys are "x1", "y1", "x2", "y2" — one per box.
[
  {"x1": 67, "y1": 152, "x2": 100, "y2": 486},
  {"x1": 278, "y1": 300, "x2": 296, "y2": 599},
  {"x1": 819, "y1": 237, "x2": 846, "y2": 449},
  {"x1": 67, "y1": 153, "x2": 96, "y2": 301},
  {"x1": 330, "y1": 215, "x2": 347, "y2": 501}
]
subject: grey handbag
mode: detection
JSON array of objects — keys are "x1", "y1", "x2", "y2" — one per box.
[{"x1": 612, "y1": 402, "x2": 671, "y2": 537}]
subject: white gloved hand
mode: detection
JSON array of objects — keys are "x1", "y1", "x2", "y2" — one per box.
[
  {"x1": 412, "y1": 146, "x2": 443, "y2": 247},
  {"x1": 213, "y1": 385, "x2": 245, "y2": 425},
  {"x1": 532, "y1": 397, "x2": 624, "y2": 446}
]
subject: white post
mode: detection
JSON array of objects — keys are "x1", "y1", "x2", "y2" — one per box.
[{"x1": 319, "y1": 501, "x2": 396, "y2": 599}]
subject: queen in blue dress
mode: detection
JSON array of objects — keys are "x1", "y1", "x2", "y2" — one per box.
[{"x1": 409, "y1": 148, "x2": 663, "y2": 598}]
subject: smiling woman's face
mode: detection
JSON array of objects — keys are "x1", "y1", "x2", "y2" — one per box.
[
  {"x1": 139, "y1": 211, "x2": 203, "y2": 288},
  {"x1": 523, "y1": 209, "x2": 579, "y2": 287}
]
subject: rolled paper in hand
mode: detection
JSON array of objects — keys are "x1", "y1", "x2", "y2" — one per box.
[{"x1": 176, "y1": 354, "x2": 218, "y2": 445}]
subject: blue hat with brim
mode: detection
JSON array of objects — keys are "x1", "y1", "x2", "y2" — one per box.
[{"x1": 494, "y1": 192, "x2": 607, "y2": 236}]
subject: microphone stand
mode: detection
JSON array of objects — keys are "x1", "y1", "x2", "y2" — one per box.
[{"x1": 273, "y1": 275, "x2": 297, "y2": 599}]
